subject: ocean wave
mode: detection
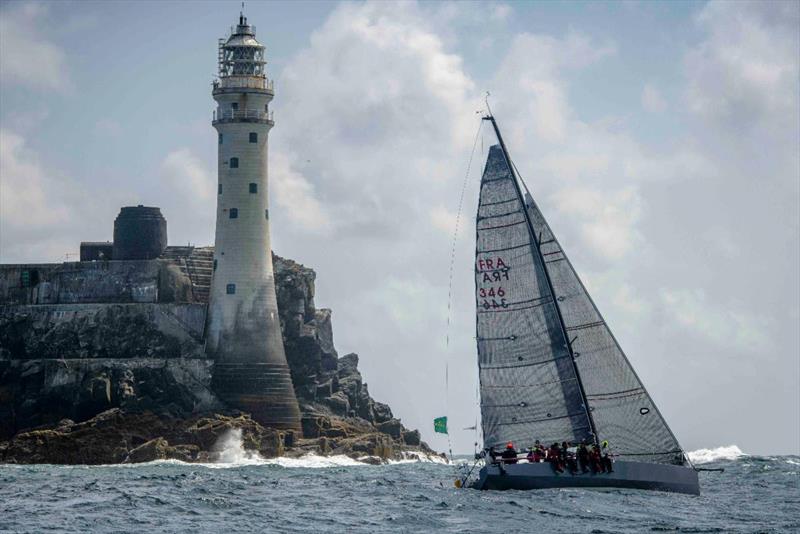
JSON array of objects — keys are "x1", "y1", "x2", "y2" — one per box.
[{"x1": 688, "y1": 445, "x2": 745, "y2": 464}]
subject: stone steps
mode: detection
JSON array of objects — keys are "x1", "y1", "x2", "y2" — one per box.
[{"x1": 161, "y1": 246, "x2": 215, "y2": 304}]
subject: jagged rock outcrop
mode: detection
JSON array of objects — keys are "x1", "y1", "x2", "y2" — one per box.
[
  {"x1": 0, "y1": 254, "x2": 435, "y2": 464},
  {"x1": 0, "y1": 408, "x2": 437, "y2": 465}
]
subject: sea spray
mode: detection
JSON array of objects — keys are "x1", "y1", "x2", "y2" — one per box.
[
  {"x1": 207, "y1": 429, "x2": 445, "y2": 468},
  {"x1": 212, "y1": 429, "x2": 264, "y2": 465},
  {"x1": 688, "y1": 444, "x2": 745, "y2": 464}
]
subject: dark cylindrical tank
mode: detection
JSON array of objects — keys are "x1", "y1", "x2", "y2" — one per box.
[{"x1": 112, "y1": 205, "x2": 168, "y2": 260}]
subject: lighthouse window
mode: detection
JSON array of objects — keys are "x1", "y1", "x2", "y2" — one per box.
[
  {"x1": 265, "y1": 209, "x2": 269, "y2": 220},
  {"x1": 249, "y1": 132, "x2": 258, "y2": 143},
  {"x1": 226, "y1": 283, "x2": 236, "y2": 295},
  {"x1": 229, "y1": 208, "x2": 238, "y2": 219},
  {"x1": 230, "y1": 157, "x2": 239, "y2": 168},
  {"x1": 218, "y1": 133, "x2": 223, "y2": 145},
  {"x1": 218, "y1": 184, "x2": 222, "y2": 195},
  {"x1": 249, "y1": 183, "x2": 257, "y2": 194},
  {"x1": 230, "y1": 102, "x2": 238, "y2": 111}
]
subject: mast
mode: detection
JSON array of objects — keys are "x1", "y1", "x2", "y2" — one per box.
[{"x1": 482, "y1": 114, "x2": 600, "y2": 445}]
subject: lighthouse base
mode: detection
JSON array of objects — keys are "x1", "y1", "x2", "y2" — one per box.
[{"x1": 212, "y1": 362, "x2": 303, "y2": 434}]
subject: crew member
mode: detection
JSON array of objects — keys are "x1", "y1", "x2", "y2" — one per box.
[
  {"x1": 577, "y1": 440, "x2": 590, "y2": 473},
  {"x1": 548, "y1": 443, "x2": 563, "y2": 473},
  {"x1": 500, "y1": 442, "x2": 518, "y2": 464},
  {"x1": 601, "y1": 440, "x2": 614, "y2": 473}
]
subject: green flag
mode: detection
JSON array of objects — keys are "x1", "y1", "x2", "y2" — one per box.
[{"x1": 434, "y1": 416, "x2": 448, "y2": 434}]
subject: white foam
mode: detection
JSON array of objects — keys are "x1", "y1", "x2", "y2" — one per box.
[
  {"x1": 194, "y1": 429, "x2": 448, "y2": 469},
  {"x1": 688, "y1": 445, "x2": 745, "y2": 464},
  {"x1": 387, "y1": 451, "x2": 449, "y2": 465}
]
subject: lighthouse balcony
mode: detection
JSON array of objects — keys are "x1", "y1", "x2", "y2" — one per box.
[
  {"x1": 212, "y1": 76, "x2": 274, "y2": 96},
  {"x1": 212, "y1": 109, "x2": 274, "y2": 126}
]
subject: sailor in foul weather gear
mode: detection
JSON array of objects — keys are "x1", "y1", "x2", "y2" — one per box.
[
  {"x1": 563, "y1": 441, "x2": 578, "y2": 474},
  {"x1": 548, "y1": 443, "x2": 564, "y2": 473},
  {"x1": 577, "y1": 440, "x2": 590, "y2": 473},
  {"x1": 601, "y1": 440, "x2": 614, "y2": 473},
  {"x1": 500, "y1": 442, "x2": 518, "y2": 464}
]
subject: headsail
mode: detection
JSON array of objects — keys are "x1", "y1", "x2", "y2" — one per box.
[
  {"x1": 524, "y1": 193, "x2": 685, "y2": 464},
  {"x1": 475, "y1": 116, "x2": 686, "y2": 465},
  {"x1": 475, "y1": 144, "x2": 594, "y2": 449}
]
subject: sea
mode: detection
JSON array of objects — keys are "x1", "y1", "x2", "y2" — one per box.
[{"x1": 1, "y1": 439, "x2": 798, "y2": 533}]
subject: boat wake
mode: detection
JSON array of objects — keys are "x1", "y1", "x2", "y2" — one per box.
[{"x1": 688, "y1": 445, "x2": 745, "y2": 464}]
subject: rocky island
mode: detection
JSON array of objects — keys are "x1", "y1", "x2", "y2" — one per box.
[{"x1": 0, "y1": 236, "x2": 439, "y2": 465}]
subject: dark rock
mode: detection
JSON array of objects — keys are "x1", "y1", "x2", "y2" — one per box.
[
  {"x1": 126, "y1": 437, "x2": 170, "y2": 463},
  {"x1": 373, "y1": 402, "x2": 393, "y2": 424},
  {"x1": 377, "y1": 418, "x2": 404, "y2": 439},
  {"x1": 324, "y1": 391, "x2": 350, "y2": 417},
  {"x1": 402, "y1": 429, "x2": 421, "y2": 446}
]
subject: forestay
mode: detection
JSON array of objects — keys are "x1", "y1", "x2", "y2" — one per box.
[{"x1": 475, "y1": 145, "x2": 594, "y2": 449}]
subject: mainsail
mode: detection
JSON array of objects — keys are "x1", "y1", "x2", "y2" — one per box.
[{"x1": 475, "y1": 117, "x2": 685, "y2": 465}]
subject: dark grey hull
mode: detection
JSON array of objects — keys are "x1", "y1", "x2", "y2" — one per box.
[{"x1": 473, "y1": 460, "x2": 699, "y2": 495}]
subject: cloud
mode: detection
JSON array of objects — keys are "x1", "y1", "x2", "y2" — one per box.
[
  {"x1": 0, "y1": 129, "x2": 113, "y2": 261},
  {"x1": 429, "y1": 205, "x2": 457, "y2": 236},
  {"x1": 659, "y1": 288, "x2": 771, "y2": 353},
  {"x1": 550, "y1": 185, "x2": 642, "y2": 261},
  {"x1": 490, "y1": 32, "x2": 615, "y2": 144},
  {"x1": 161, "y1": 148, "x2": 214, "y2": 204},
  {"x1": 641, "y1": 83, "x2": 667, "y2": 113},
  {"x1": 685, "y1": 1, "x2": 798, "y2": 131},
  {"x1": 270, "y1": 152, "x2": 331, "y2": 234},
  {"x1": 0, "y1": 3, "x2": 72, "y2": 92},
  {"x1": 0, "y1": 129, "x2": 67, "y2": 230}
]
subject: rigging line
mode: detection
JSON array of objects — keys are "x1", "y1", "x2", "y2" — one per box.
[
  {"x1": 443, "y1": 118, "x2": 484, "y2": 466},
  {"x1": 446, "y1": 119, "x2": 484, "y2": 349}
]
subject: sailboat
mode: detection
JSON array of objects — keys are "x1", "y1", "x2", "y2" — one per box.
[{"x1": 468, "y1": 114, "x2": 699, "y2": 495}]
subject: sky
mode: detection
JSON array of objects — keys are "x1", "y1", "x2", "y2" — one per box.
[{"x1": 0, "y1": 0, "x2": 798, "y2": 456}]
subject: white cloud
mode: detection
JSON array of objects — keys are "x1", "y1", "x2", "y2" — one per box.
[
  {"x1": 0, "y1": 129, "x2": 114, "y2": 261},
  {"x1": 0, "y1": 3, "x2": 72, "y2": 92},
  {"x1": 161, "y1": 148, "x2": 214, "y2": 205},
  {"x1": 685, "y1": 1, "x2": 798, "y2": 130},
  {"x1": 660, "y1": 288, "x2": 771, "y2": 353},
  {"x1": 429, "y1": 204, "x2": 458, "y2": 236},
  {"x1": 270, "y1": 152, "x2": 331, "y2": 234},
  {"x1": 641, "y1": 83, "x2": 667, "y2": 113},
  {"x1": 0, "y1": 129, "x2": 67, "y2": 230},
  {"x1": 490, "y1": 32, "x2": 615, "y2": 144},
  {"x1": 550, "y1": 185, "x2": 642, "y2": 261}
]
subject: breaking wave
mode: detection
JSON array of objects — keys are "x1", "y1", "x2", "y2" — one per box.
[
  {"x1": 688, "y1": 444, "x2": 746, "y2": 464},
  {"x1": 195, "y1": 428, "x2": 446, "y2": 469}
]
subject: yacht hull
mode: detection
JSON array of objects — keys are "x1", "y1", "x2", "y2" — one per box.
[{"x1": 473, "y1": 460, "x2": 699, "y2": 495}]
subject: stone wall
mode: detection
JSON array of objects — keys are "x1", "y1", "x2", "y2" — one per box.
[
  {"x1": 0, "y1": 303, "x2": 206, "y2": 361},
  {"x1": 0, "y1": 260, "x2": 193, "y2": 305}
]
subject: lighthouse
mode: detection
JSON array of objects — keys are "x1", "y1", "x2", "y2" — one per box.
[{"x1": 207, "y1": 13, "x2": 302, "y2": 433}]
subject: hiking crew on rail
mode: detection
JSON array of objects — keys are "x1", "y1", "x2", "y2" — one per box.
[{"x1": 486, "y1": 440, "x2": 614, "y2": 474}]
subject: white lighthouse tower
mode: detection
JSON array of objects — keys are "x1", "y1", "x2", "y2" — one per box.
[{"x1": 207, "y1": 13, "x2": 301, "y2": 433}]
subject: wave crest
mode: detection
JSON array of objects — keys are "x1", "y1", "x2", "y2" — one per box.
[{"x1": 688, "y1": 445, "x2": 745, "y2": 464}]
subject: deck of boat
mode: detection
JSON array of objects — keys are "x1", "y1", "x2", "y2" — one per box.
[{"x1": 473, "y1": 460, "x2": 699, "y2": 495}]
